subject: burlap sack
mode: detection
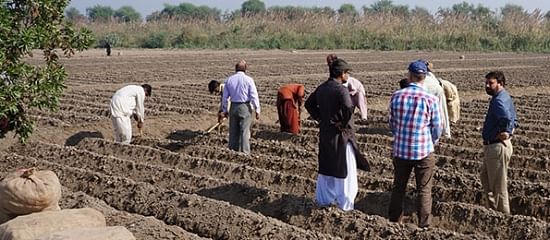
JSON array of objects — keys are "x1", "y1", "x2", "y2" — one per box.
[
  {"x1": 0, "y1": 208, "x2": 106, "y2": 240},
  {"x1": 0, "y1": 168, "x2": 61, "y2": 223},
  {"x1": 35, "y1": 226, "x2": 136, "y2": 240}
]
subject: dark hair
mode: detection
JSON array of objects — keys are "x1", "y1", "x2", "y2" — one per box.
[
  {"x1": 409, "y1": 72, "x2": 426, "y2": 83},
  {"x1": 141, "y1": 84, "x2": 152, "y2": 97},
  {"x1": 208, "y1": 80, "x2": 220, "y2": 94},
  {"x1": 399, "y1": 78, "x2": 409, "y2": 89},
  {"x1": 485, "y1": 71, "x2": 506, "y2": 86},
  {"x1": 326, "y1": 54, "x2": 338, "y2": 66}
]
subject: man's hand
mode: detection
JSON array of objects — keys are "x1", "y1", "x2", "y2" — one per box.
[
  {"x1": 497, "y1": 132, "x2": 510, "y2": 141},
  {"x1": 137, "y1": 121, "x2": 144, "y2": 129},
  {"x1": 255, "y1": 112, "x2": 260, "y2": 120},
  {"x1": 218, "y1": 112, "x2": 227, "y2": 123}
]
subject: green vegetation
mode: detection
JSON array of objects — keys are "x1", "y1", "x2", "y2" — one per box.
[
  {"x1": 73, "y1": 1, "x2": 550, "y2": 52},
  {"x1": 1, "y1": 0, "x2": 93, "y2": 142}
]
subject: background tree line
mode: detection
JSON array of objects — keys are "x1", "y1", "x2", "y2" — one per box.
[
  {"x1": 67, "y1": 0, "x2": 550, "y2": 23},
  {"x1": 68, "y1": 0, "x2": 550, "y2": 52}
]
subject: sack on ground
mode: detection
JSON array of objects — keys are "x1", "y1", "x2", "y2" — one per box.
[
  {"x1": 35, "y1": 226, "x2": 136, "y2": 240},
  {"x1": 0, "y1": 208, "x2": 106, "y2": 240},
  {"x1": 0, "y1": 168, "x2": 62, "y2": 223}
]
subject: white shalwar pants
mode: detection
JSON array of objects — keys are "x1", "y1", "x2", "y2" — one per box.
[
  {"x1": 111, "y1": 116, "x2": 132, "y2": 144},
  {"x1": 316, "y1": 142, "x2": 358, "y2": 211}
]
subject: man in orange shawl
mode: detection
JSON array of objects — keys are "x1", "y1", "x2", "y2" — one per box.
[{"x1": 277, "y1": 84, "x2": 305, "y2": 134}]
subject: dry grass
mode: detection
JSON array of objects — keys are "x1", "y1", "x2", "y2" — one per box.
[{"x1": 81, "y1": 12, "x2": 550, "y2": 52}]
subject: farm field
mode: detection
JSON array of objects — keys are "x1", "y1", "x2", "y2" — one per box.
[{"x1": 1, "y1": 49, "x2": 550, "y2": 239}]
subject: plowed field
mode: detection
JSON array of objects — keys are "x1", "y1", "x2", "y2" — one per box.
[{"x1": 2, "y1": 49, "x2": 550, "y2": 239}]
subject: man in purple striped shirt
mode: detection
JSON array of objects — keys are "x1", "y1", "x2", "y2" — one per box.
[
  {"x1": 388, "y1": 60, "x2": 443, "y2": 228},
  {"x1": 218, "y1": 60, "x2": 260, "y2": 154}
]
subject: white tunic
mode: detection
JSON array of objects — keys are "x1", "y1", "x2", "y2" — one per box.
[
  {"x1": 424, "y1": 73, "x2": 451, "y2": 138},
  {"x1": 109, "y1": 85, "x2": 145, "y2": 122}
]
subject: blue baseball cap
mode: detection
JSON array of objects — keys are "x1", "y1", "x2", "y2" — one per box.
[{"x1": 408, "y1": 60, "x2": 428, "y2": 74}]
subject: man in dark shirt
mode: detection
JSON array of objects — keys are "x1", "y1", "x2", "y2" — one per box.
[
  {"x1": 481, "y1": 71, "x2": 518, "y2": 214},
  {"x1": 305, "y1": 58, "x2": 369, "y2": 211}
]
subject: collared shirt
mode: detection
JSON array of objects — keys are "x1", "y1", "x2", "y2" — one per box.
[
  {"x1": 345, "y1": 77, "x2": 368, "y2": 120},
  {"x1": 221, "y1": 71, "x2": 260, "y2": 114},
  {"x1": 482, "y1": 89, "x2": 518, "y2": 142},
  {"x1": 389, "y1": 83, "x2": 443, "y2": 160},
  {"x1": 110, "y1": 85, "x2": 146, "y2": 122}
]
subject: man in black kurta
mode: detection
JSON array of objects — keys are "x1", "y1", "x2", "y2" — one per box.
[{"x1": 305, "y1": 58, "x2": 369, "y2": 211}]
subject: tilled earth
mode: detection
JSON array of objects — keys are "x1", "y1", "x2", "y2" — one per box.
[{"x1": 1, "y1": 49, "x2": 550, "y2": 239}]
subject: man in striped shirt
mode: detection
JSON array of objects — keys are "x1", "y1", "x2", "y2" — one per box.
[{"x1": 388, "y1": 60, "x2": 443, "y2": 228}]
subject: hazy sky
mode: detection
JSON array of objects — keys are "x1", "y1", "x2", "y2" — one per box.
[{"x1": 69, "y1": 0, "x2": 550, "y2": 17}]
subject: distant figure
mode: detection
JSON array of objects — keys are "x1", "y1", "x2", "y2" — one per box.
[
  {"x1": 326, "y1": 54, "x2": 368, "y2": 120},
  {"x1": 109, "y1": 84, "x2": 152, "y2": 144},
  {"x1": 219, "y1": 60, "x2": 260, "y2": 154},
  {"x1": 208, "y1": 80, "x2": 228, "y2": 112},
  {"x1": 305, "y1": 58, "x2": 370, "y2": 211},
  {"x1": 440, "y1": 79, "x2": 460, "y2": 124},
  {"x1": 105, "y1": 42, "x2": 111, "y2": 56},
  {"x1": 388, "y1": 60, "x2": 443, "y2": 228},
  {"x1": 208, "y1": 80, "x2": 223, "y2": 95},
  {"x1": 481, "y1": 71, "x2": 518, "y2": 214},
  {"x1": 276, "y1": 84, "x2": 305, "y2": 134}
]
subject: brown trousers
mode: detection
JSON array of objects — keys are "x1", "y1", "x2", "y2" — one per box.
[
  {"x1": 388, "y1": 155, "x2": 436, "y2": 227},
  {"x1": 481, "y1": 139, "x2": 513, "y2": 214}
]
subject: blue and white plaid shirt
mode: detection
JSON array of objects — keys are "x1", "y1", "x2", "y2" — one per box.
[{"x1": 389, "y1": 83, "x2": 443, "y2": 160}]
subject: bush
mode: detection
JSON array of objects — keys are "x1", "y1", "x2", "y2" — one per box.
[{"x1": 140, "y1": 32, "x2": 168, "y2": 48}]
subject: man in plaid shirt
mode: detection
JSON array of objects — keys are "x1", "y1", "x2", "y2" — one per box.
[{"x1": 388, "y1": 60, "x2": 443, "y2": 229}]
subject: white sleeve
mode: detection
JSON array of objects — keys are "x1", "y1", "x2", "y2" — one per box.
[{"x1": 135, "y1": 90, "x2": 145, "y2": 122}]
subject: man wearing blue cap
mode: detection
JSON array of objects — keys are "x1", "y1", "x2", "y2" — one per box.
[{"x1": 388, "y1": 60, "x2": 443, "y2": 228}]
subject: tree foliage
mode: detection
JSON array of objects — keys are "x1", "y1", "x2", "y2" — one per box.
[
  {"x1": 147, "y1": 3, "x2": 220, "y2": 21},
  {"x1": 114, "y1": 6, "x2": 141, "y2": 22},
  {"x1": 338, "y1": 4, "x2": 357, "y2": 17},
  {"x1": 267, "y1": 6, "x2": 335, "y2": 20},
  {"x1": 363, "y1": 0, "x2": 409, "y2": 16},
  {"x1": 241, "y1": 0, "x2": 265, "y2": 16},
  {"x1": 437, "y1": 2, "x2": 494, "y2": 21},
  {"x1": 86, "y1": 5, "x2": 114, "y2": 22},
  {"x1": 0, "y1": 0, "x2": 94, "y2": 142},
  {"x1": 501, "y1": 4, "x2": 526, "y2": 18},
  {"x1": 65, "y1": 7, "x2": 86, "y2": 23}
]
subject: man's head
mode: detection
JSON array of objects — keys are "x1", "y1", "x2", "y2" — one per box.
[
  {"x1": 326, "y1": 54, "x2": 338, "y2": 66},
  {"x1": 485, "y1": 71, "x2": 506, "y2": 96},
  {"x1": 329, "y1": 59, "x2": 352, "y2": 82},
  {"x1": 141, "y1": 84, "x2": 152, "y2": 97},
  {"x1": 235, "y1": 60, "x2": 247, "y2": 72},
  {"x1": 407, "y1": 60, "x2": 428, "y2": 83},
  {"x1": 417, "y1": 59, "x2": 433, "y2": 72},
  {"x1": 399, "y1": 78, "x2": 409, "y2": 89},
  {"x1": 208, "y1": 80, "x2": 221, "y2": 94}
]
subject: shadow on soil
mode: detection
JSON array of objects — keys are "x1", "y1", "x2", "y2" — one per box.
[
  {"x1": 356, "y1": 126, "x2": 393, "y2": 136},
  {"x1": 65, "y1": 131, "x2": 104, "y2": 146},
  {"x1": 197, "y1": 183, "x2": 314, "y2": 220},
  {"x1": 167, "y1": 129, "x2": 203, "y2": 141},
  {"x1": 355, "y1": 191, "x2": 417, "y2": 219},
  {"x1": 160, "y1": 129, "x2": 205, "y2": 151},
  {"x1": 253, "y1": 130, "x2": 294, "y2": 142}
]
